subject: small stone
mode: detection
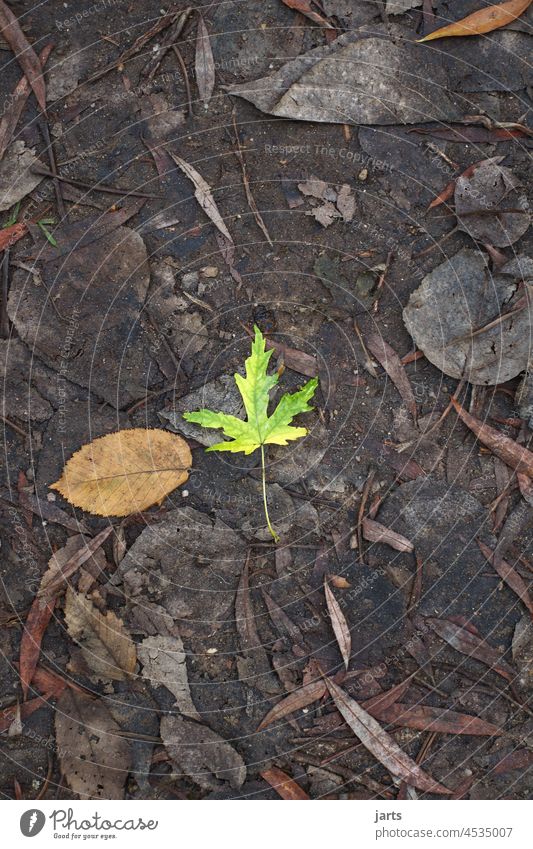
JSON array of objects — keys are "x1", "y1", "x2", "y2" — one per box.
[
  {"x1": 181, "y1": 272, "x2": 199, "y2": 291},
  {"x1": 358, "y1": 168, "x2": 368, "y2": 181}
]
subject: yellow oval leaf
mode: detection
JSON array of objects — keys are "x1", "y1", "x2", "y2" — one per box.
[
  {"x1": 50, "y1": 429, "x2": 192, "y2": 517},
  {"x1": 418, "y1": 0, "x2": 532, "y2": 42}
]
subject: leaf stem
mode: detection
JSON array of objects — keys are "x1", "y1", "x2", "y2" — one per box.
[{"x1": 260, "y1": 444, "x2": 279, "y2": 542}]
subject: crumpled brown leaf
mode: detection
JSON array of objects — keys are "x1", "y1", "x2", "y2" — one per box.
[
  {"x1": 161, "y1": 715, "x2": 246, "y2": 791},
  {"x1": 55, "y1": 689, "x2": 132, "y2": 799},
  {"x1": 137, "y1": 635, "x2": 201, "y2": 720},
  {"x1": 455, "y1": 161, "x2": 530, "y2": 247},
  {"x1": 64, "y1": 588, "x2": 137, "y2": 681}
]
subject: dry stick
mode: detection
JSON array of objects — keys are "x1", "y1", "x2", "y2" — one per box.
[
  {"x1": 357, "y1": 468, "x2": 376, "y2": 563},
  {"x1": 1, "y1": 414, "x2": 27, "y2": 439},
  {"x1": 1, "y1": 248, "x2": 10, "y2": 338},
  {"x1": 145, "y1": 7, "x2": 192, "y2": 79},
  {"x1": 30, "y1": 164, "x2": 161, "y2": 199},
  {"x1": 414, "y1": 225, "x2": 458, "y2": 259},
  {"x1": 232, "y1": 111, "x2": 273, "y2": 246},
  {"x1": 372, "y1": 250, "x2": 394, "y2": 313},
  {"x1": 353, "y1": 318, "x2": 378, "y2": 378},
  {"x1": 171, "y1": 44, "x2": 193, "y2": 120},
  {"x1": 39, "y1": 119, "x2": 67, "y2": 222}
]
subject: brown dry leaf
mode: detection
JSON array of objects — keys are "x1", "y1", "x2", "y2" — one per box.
[
  {"x1": 477, "y1": 539, "x2": 533, "y2": 618},
  {"x1": 324, "y1": 577, "x2": 351, "y2": 669},
  {"x1": 0, "y1": 221, "x2": 27, "y2": 251},
  {"x1": 512, "y1": 614, "x2": 533, "y2": 690},
  {"x1": 418, "y1": 0, "x2": 532, "y2": 41},
  {"x1": 261, "y1": 766, "x2": 310, "y2": 799},
  {"x1": 336, "y1": 183, "x2": 356, "y2": 222},
  {"x1": 427, "y1": 617, "x2": 515, "y2": 682},
  {"x1": 428, "y1": 156, "x2": 505, "y2": 211},
  {"x1": 64, "y1": 588, "x2": 136, "y2": 681},
  {"x1": 55, "y1": 689, "x2": 131, "y2": 799},
  {"x1": 361, "y1": 517, "x2": 414, "y2": 553},
  {"x1": 137, "y1": 635, "x2": 201, "y2": 720},
  {"x1": 0, "y1": 695, "x2": 54, "y2": 733},
  {"x1": 195, "y1": 16, "x2": 215, "y2": 107},
  {"x1": 50, "y1": 429, "x2": 191, "y2": 517},
  {"x1": 326, "y1": 678, "x2": 451, "y2": 794},
  {"x1": 281, "y1": 0, "x2": 334, "y2": 27},
  {"x1": 0, "y1": 1, "x2": 47, "y2": 113},
  {"x1": 19, "y1": 596, "x2": 56, "y2": 700},
  {"x1": 307, "y1": 201, "x2": 341, "y2": 228},
  {"x1": 375, "y1": 703, "x2": 503, "y2": 736},
  {"x1": 451, "y1": 398, "x2": 533, "y2": 478},
  {"x1": 38, "y1": 528, "x2": 113, "y2": 601},
  {"x1": 328, "y1": 574, "x2": 351, "y2": 589},
  {"x1": 366, "y1": 334, "x2": 417, "y2": 420},
  {"x1": 161, "y1": 715, "x2": 247, "y2": 791},
  {"x1": 167, "y1": 150, "x2": 234, "y2": 245},
  {"x1": 265, "y1": 337, "x2": 318, "y2": 378},
  {"x1": 235, "y1": 555, "x2": 280, "y2": 695},
  {"x1": 258, "y1": 680, "x2": 327, "y2": 730}
]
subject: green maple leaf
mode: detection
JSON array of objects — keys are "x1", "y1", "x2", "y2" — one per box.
[{"x1": 183, "y1": 326, "x2": 318, "y2": 539}]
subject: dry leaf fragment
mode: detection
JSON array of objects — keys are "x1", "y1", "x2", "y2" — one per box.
[
  {"x1": 451, "y1": 398, "x2": 533, "y2": 478},
  {"x1": 281, "y1": 0, "x2": 334, "y2": 28},
  {"x1": 195, "y1": 16, "x2": 215, "y2": 107},
  {"x1": 38, "y1": 528, "x2": 113, "y2": 601},
  {"x1": 427, "y1": 617, "x2": 515, "y2": 681},
  {"x1": 376, "y1": 703, "x2": 502, "y2": 736},
  {"x1": 477, "y1": 539, "x2": 533, "y2": 618},
  {"x1": 418, "y1": 0, "x2": 533, "y2": 42},
  {"x1": 64, "y1": 588, "x2": 136, "y2": 681},
  {"x1": 324, "y1": 577, "x2": 351, "y2": 669},
  {"x1": 161, "y1": 715, "x2": 247, "y2": 791},
  {"x1": 0, "y1": 0, "x2": 47, "y2": 113},
  {"x1": 336, "y1": 183, "x2": 356, "y2": 222},
  {"x1": 326, "y1": 678, "x2": 451, "y2": 794},
  {"x1": 167, "y1": 150, "x2": 234, "y2": 245},
  {"x1": 0, "y1": 43, "x2": 53, "y2": 161},
  {"x1": 261, "y1": 766, "x2": 310, "y2": 799},
  {"x1": 366, "y1": 334, "x2": 417, "y2": 420},
  {"x1": 50, "y1": 428, "x2": 191, "y2": 517},
  {"x1": 361, "y1": 517, "x2": 414, "y2": 553},
  {"x1": 428, "y1": 156, "x2": 505, "y2": 211},
  {"x1": 137, "y1": 635, "x2": 200, "y2": 720},
  {"x1": 55, "y1": 689, "x2": 131, "y2": 799},
  {"x1": 19, "y1": 596, "x2": 56, "y2": 700}
]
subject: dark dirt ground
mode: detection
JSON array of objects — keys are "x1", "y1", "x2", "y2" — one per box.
[{"x1": 0, "y1": 0, "x2": 532, "y2": 800}]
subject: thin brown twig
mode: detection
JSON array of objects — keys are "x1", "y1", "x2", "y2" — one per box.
[
  {"x1": 31, "y1": 164, "x2": 161, "y2": 199},
  {"x1": 1, "y1": 248, "x2": 10, "y2": 338},
  {"x1": 232, "y1": 110, "x2": 273, "y2": 246},
  {"x1": 357, "y1": 469, "x2": 376, "y2": 562},
  {"x1": 171, "y1": 44, "x2": 193, "y2": 119},
  {"x1": 39, "y1": 119, "x2": 67, "y2": 222}
]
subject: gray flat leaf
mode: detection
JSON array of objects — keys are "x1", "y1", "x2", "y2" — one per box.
[
  {"x1": 161, "y1": 715, "x2": 246, "y2": 791},
  {"x1": 455, "y1": 162, "x2": 530, "y2": 248},
  {"x1": 403, "y1": 249, "x2": 533, "y2": 385},
  {"x1": 138, "y1": 635, "x2": 201, "y2": 719},
  {"x1": 160, "y1": 374, "x2": 243, "y2": 447},
  {"x1": 0, "y1": 142, "x2": 43, "y2": 211}
]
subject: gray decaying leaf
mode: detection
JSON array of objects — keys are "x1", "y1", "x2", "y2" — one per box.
[
  {"x1": 161, "y1": 715, "x2": 246, "y2": 791},
  {"x1": 324, "y1": 579, "x2": 351, "y2": 669},
  {"x1": 455, "y1": 162, "x2": 530, "y2": 248},
  {"x1": 167, "y1": 151, "x2": 234, "y2": 244},
  {"x1": 386, "y1": 0, "x2": 422, "y2": 13},
  {"x1": 235, "y1": 556, "x2": 280, "y2": 695},
  {"x1": 227, "y1": 30, "x2": 459, "y2": 126},
  {"x1": 403, "y1": 249, "x2": 533, "y2": 385},
  {"x1": 0, "y1": 141, "x2": 43, "y2": 211},
  {"x1": 64, "y1": 588, "x2": 136, "y2": 681},
  {"x1": 55, "y1": 689, "x2": 132, "y2": 799},
  {"x1": 366, "y1": 333, "x2": 417, "y2": 420},
  {"x1": 326, "y1": 678, "x2": 451, "y2": 794},
  {"x1": 116, "y1": 507, "x2": 246, "y2": 638},
  {"x1": 160, "y1": 374, "x2": 243, "y2": 447},
  {"x1": 137, "y1": 635, "x2": 201, "y2": 720},
  {"x1": 195, "y1": 16, "x2": 215, "y2": 107}
]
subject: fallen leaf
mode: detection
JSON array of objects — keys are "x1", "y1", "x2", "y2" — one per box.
[
  {"x1": 375, "y1": 703, "x2": 503, "y2": 736},
  {"x1": 0, "y1": 141, "x2": 43, "y2": 212},
  {"x1": 258, "y1": 680, "x2": 327, "y2": 730},
  {"x1": 326, "y1": 678, "x2": 451, "y2": 794},
  {"x1": 161, "y1": 715, "x2": 246, "y2": 791},
  {"x1": 0, "y1": 1, "x2": 47, "y2": 113},
  {"x1": 38, "y1": 528, "x2": 113, "y2": 601},
  {"x1": 403, "y1": 250, "x2": 533, "y2": 385},
  {"x1": 493, "y1": 748, "x2": 533, "y2": 775},
  {"x1": 409, "y1": 124, "x2": 531, "y2": 143},
  {"x1": 55, "y1": 689, "x2": 131, "y2": 799},
  {"x1": 418, "y1": 0, "x2": 533, "y2": 42},
  {"x1": 137, "y1": 635, "x2": 201, "y2": 719},
  {"x1": 235, "y1": 555, "x2": 280, "y2": 695},
  {"x1": 50, "y1": 429, "x2": 191, "y2": 517},
  {"x1": 19, "y1": 596, "x2": 56, "y2": 700},
  {"x1": 477, "y1": 539, "x2": 533, "y2": 617},
  {"x1": 328, "y1": 574, "x2": 351, "y2": 589},
  {"x1": 64, "y1": 588, "x2": 136, "y2": 681},
  {"x1": 265, "y1": 337, "x2": 318, "y2": 378},
  {"x1": 455, "y1": 162, "x2": 530, "y2": 247},
  {"x1": 227, "y1": 32, "x2": 458, "y2": 126},
  {"x1": 195, "y1": 16, "x2": 215, "y2": 107},
  {"x1": 336, "y1": 183, "x2": 356, "y2": 222},
  {"x1": 428, "y1": 156, "x2": 505, "y2": 211},
  {"x1": 324, "y1": 578, "x2": 351, "y2": 669},
  {"x1": 281, "y1": 0, "x2": 333, "y2": 28},
  {"x1": 361, "y1": 517, "x2": 414, "y2": 553},
  {"x1": 0, "y1": 43, "x2": 53, "y2": 160},
  {"x1": 451, "y1": 398, "x2": 533, "y2": 478},
  {"x1": 307, "y1": 201, "x2": 341, "y2": 228},
  {"x1": 366, "y1": 334, "x2": 417, "y2": 420},
  {"x1": 512, "y1": 614, "x2": 533, "y2": 690},
  {"x1": 427, "y1": 617, "x2": 515, "y2": 682},
  {"x1": 0, "y1": 695, "x2": 53, "y2": 733},
  {"x1": 167, "y1": 150, "x2": 234, "y2": 244},
  {"x1": 261, "y1": 766, "x2": 310, "y2": 799},
  {"x1": 0, "y1": 221, "x2": 27, "y2": 251}
]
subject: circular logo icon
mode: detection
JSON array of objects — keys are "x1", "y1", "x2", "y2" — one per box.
[{"x1": 20, "y1": 810, "x2": 46, "y2": 837}]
